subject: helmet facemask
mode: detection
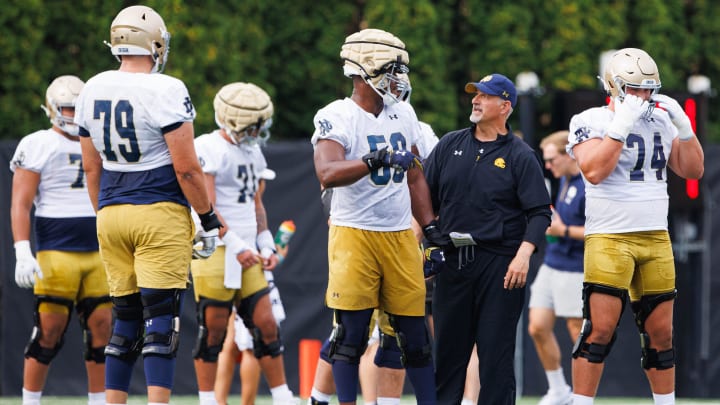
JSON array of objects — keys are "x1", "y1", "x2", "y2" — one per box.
[
  {"x1": 216, "y1": 115, "x2": 272, "y2": 146},
  {"x1": 369, "y1": 58, "x2": 411, "y2": 105}
]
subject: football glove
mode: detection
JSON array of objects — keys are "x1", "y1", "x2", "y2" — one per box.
[
  {"x1": 423, "y1": 246, "x2": 445, "y2": 278},
  {"x1": 192, "y1": 229, "x2": 218, "y2": 259},
  {"x1": 14, "y1": 240, "x2": 42, "y2": 288},
  {"x1": 654, "y1": 94, "x2": 695, "y2": 140},
  {"x1": 362, "y1": 147, "x2": 419, "y2": 172},
  {"x1": 422, "y1": 220, "x2": 450, "y2": 247},
  {"x1": 607, "y1": 94, "x2": 648, "y2": 143}
]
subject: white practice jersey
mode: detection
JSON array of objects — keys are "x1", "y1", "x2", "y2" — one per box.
[
  {"x1": 10, "y1": 129, "x2": 95, "y2": 218},
  {"x1": 416, "y1": 121, "x2": 439, "y2": 160},
  {"x1": 568, "y1": 106, "x2": 678, "y2": 234},
  {"x1": 74, "y1": 70, "x2": 195, "y2": 172},
  {"x1": 195, "y1": 130, "x2": 267, "y2": 244},
  {"x1": 311, "y1": 98, "x2": 421, "y2": 231}
]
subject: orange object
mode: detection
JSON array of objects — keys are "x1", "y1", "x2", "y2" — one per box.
[{"x1": 299, "y1": 339, "x2": 322, "y2": 398}]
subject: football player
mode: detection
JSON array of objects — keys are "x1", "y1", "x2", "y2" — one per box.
[
  {"x1": 568, "y1": 48, "x2": 704, "y2": 405},
  {"x1": 74, "y1": 6, "x2": 222, "y2": 405},
  {"x1": 190, "y1": 82, "x2": 297, "y2": 405},
  {"x1": 311, "y1": 28, "x2": 443, "y2": 405},
  {"x1": 11, "y1": 75, "x2": 112, "y2": 405}
]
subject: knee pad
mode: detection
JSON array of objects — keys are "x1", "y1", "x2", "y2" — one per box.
[
  {"x1": 571, "y1": 283, "x2": 627, "y2": 363},
  {"x1": 328, "y1": 309, "x2": 371, "y2": 364},
  {"x1": 631, "y1": 290, "x2": 677, "y2": 370},
  {"x1": 251, "y1": 326, "x2": 284, "y2": 358},
  {"x1": 76, "y1": 296, "x2": 111, "y2": 363},
  {"x1": 24, "y1": 296, "x2": 74, "y2": 365},
  {"x1": 387, "y1": 314, "x2": 432, "y2": 368},
  {"x1": 141, "y1": 288, "x2": 183, "y2": 359},
  {"x1": 105, "y1": 293, "x2": 144, "y2": 362},
  {"x1": 192, "y1": 297, "x2": 232, "y2": 362},
  {"x1": 374, "y1": 332, "x2": 403, "y2": 369}
]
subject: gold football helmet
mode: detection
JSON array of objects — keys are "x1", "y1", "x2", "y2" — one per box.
[
  {"x1": 214, "y1": 82, "x2": 274, "y2": 145},
  {"x1": 108, "y1": 5, "x2": 171, "y2": 73},
  {"x1": 41, "y1": 75, "x2": 84, "y2": 136},
  {"x1": 603, "y1": 48, "x2": 661, "y2": 100},
  {"x1": 340, "y1": 28, "x2": 410, "y2": 105}
]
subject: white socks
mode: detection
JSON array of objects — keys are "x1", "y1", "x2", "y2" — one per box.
[
  {"x1": 546, "y1": 367, "x2": 569, "y2": 392},
  {"x1": 653, "y1": 392, "x2": 675, "y2": 405},
  {"x1": 270, "y1": 383, "x2": 294, "y2": 401},
  {"x1": 22, "y1": 388, "x2": 42, "y2": 405},
  {"x1": 461, "y1": 399, "x2": 475, "y2": 405},
  {"x1": 376, "y1": 398, "x2": 400, "y2": 405},
  {"x1": 308, "y1": 387, "x2": 332, "y2": 404},
  {"x1": 199, "y1": 390, "x2": 218, "y2": 405},
  {"x1": 571, "y1": 393, "x2": 594, "y2": 405},
  {"x1": 87, "y1": 391, "x2": 106, "y2": 405}
]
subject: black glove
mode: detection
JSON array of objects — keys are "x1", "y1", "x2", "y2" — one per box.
[
  {"x1": 362, "y1": 147, "x2": 419, "y2": 172},
  {"x1": 422, "y1": 219, "x2": 450, "y2": 247},
  {"x1": 423, "y1": 246, "x2": 445, "y2": 278},
  {"x1": 362, "y1": 147, "x2": 390, "y2": 171},
  {"x1": 198, "y1": 206, "x2": 222, "y2": 232}
]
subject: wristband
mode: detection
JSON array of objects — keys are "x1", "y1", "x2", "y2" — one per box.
[
  {"x1": 564, "y1": 226, "x2": 570, "y2": 239},
  {"x1": 222, "y1": 230, "x2": 252, "y2": 255},
  {"x1": 198, "y1": 206, "x2": 222, "y2": 232},
  {"x1": 256, "y1": 229, "x2": 276, "y2": 252}
]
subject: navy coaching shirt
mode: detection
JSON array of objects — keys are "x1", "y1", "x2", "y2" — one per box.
[{"x1": 425, "y1": 125, "x2": 551, "y2": 256}]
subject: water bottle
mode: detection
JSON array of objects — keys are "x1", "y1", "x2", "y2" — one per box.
[{"x1": 274, "y1": 220, "x2": 296, "y2": 248}]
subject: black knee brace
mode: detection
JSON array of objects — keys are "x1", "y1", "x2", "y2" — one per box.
[
  {"x1": 631, "y1": 290, "x2": 677, "y2": 370},
  {"x1": 375, "y1": 332, "x2": 403, "y2": 369},
  {"x1": 328, "y1": 310, "x2": 368, "y2": 365},
  {"x1": 24, "y1": 296, "x2": 74, "y2": 365},
  {"x1": 251, "y1": 326, "x2": 284, "y2": 358},
  {"x1": 141, "y1": 289, "x2": 183, "y2": 359},
  {"x1": 192, "y1": 297, "x2": 233, "y2": 362},
  {"x1": 105, "y1": 293, "x2": 144, "y2": 362},
  {"x1": 572, "y1": 283, "x2": 627, "y2": 363},
  {"x1": 76, "y1": 296, "x2": 111, "y2": 363},
  {"x1": 387, "y1": 314, "x2": 432, "y2": 368}
]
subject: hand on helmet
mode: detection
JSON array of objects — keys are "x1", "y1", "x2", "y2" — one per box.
[
  {"x1": 653, "y1": 94, "x2": 695, "y2": 140},
  {"x1": 607, "y1": 94, "x2": 648, "y2": 143},
  {"x1": 14, "y1": 241, "x2": 42, "y2": 288}
]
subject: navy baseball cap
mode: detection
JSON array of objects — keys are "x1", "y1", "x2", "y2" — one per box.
[{"x1": 465, "y1": 73, "x2": 517, "y2": 108}]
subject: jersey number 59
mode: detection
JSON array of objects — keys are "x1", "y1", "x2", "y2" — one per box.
[{"x1": 367, "y1": 133, "x2": 407, "y2": 186}]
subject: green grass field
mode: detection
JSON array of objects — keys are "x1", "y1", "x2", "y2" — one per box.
[{"x1": 1, "y1": 396, "x2": 719, "y2": 404}]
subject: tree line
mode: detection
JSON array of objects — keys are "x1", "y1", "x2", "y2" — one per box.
[{"x1": 2, "y1": 0, "x2": 718, "y2": 144}]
